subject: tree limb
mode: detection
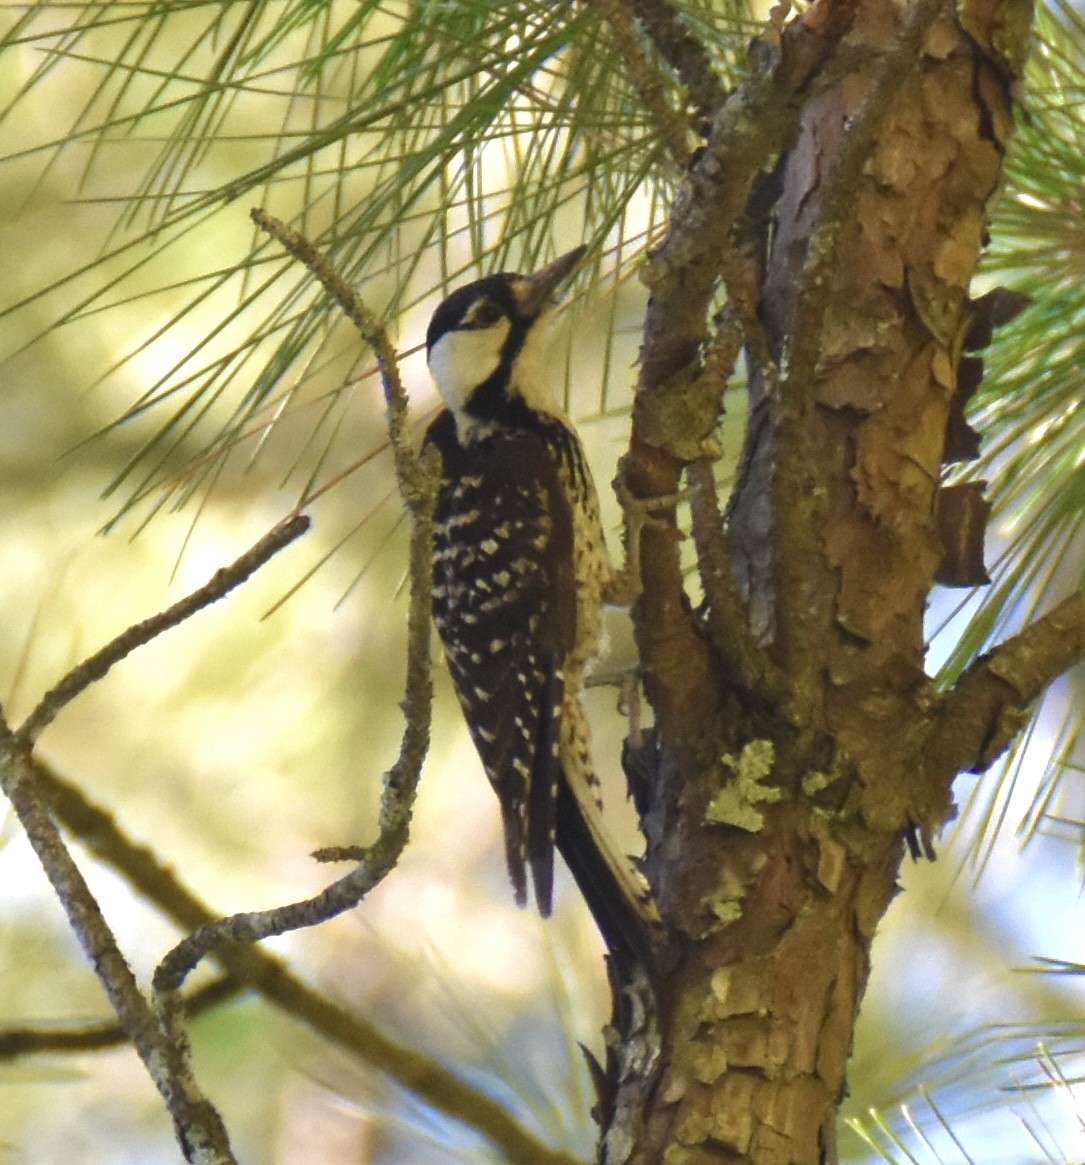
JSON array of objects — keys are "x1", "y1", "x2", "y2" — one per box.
[
  {"x1": 624, "y1": 0, "x2": 857, "y2": 750},
  {"x1": 687, "y1": 458, "x2": 783, "y2": 703},
  {"x1": 585, "y1": 0, "x2": 692, "y2": 167},
  {"x1": 636, "y1": 0, "x2": 858, "y2": 393},
  {"x1": 624, "y1": 0, "x2": 729, "y2": 123},
  {"x1": 924, "y1": 595, "x2": 1085, "y2": 783}
]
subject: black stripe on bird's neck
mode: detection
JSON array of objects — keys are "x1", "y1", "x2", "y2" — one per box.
[{"x1": 458, "y1": 312, "x2": 535, "y2": 426}]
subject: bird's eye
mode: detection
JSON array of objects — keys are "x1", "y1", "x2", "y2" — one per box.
[{"x1": 464, "y1": 300, "x2": 503, "y2": 329}]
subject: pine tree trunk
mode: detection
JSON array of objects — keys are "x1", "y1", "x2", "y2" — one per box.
[{"x1": 604, "y1": 0, "x2": 1031, "y2": 1159}]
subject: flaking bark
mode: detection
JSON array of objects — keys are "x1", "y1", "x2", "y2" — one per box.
[{"x1": 605, "y1": 0, "x2": 1041, "y2": 1160}]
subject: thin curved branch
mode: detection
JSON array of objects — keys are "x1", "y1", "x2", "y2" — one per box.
[
  {"x1": 250, "y1": 209, "x2": 425, "y2": 504},
  {"x1": 152, "y1": 471, "x2": 433, "y2": 994},
  {"x1": 16, "y1": 515, "x2": 310, "y2": 747},
  {"x1": 31, "y1": 762, "x2": 583, "y2": 1165},
  {"x1": 155, "y1": 212, "x2": 436, "y2": 1000},
  {"x1": 0, "y1": 719, "x2": 235, "y2": 1164}
]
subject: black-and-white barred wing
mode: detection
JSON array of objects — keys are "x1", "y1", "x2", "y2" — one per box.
[{"x1": 427, "y1": 414, "x2": 576, "y2": 915}]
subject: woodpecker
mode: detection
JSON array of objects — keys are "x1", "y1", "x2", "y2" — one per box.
[{"x1": 424, "y1": 248, "x2": 656, "y2": 962}]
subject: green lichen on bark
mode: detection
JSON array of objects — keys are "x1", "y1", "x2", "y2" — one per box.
[{"x1": 705, "y1": 740, "x2": 780, "y2": 832}]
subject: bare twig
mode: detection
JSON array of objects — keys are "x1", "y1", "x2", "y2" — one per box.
[
  {"x1": 153, "y1": 465, "x2": 434, "y2": 996},
  {"x1": 32, "y1": 761, "x2": 579, "y2": 1165},
  {"x1": 0, "y1": 718, "x2": 236, "y2": 1164},
  {"x1": 0, "y1": 976, "x2": 241, "y2": 1059},
  {"x1": 250, "y1": 209, "x2": 424, "y2": 504},
  {"x1": 16, "y1": 515, "x2": 310, "y2": 748},
  {"x1": 1, "y1": 516, "x2": 312, "y2": 1162}
]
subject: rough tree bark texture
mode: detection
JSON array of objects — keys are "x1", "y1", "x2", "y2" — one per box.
[{"x1": 608, "y1": 0, "x2": 1035, "y2": 1160}]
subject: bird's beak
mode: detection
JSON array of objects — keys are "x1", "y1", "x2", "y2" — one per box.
[{"x1": 515, "y1": 246, "x2": 587, "y2": 318}]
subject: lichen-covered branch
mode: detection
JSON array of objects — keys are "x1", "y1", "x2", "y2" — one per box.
[{"x1": 0, "y1": 514, "x2": 315, "y2": 1163}]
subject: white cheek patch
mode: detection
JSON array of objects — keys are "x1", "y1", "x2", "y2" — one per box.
[
  {"x1": 428, "y1": 321, "x2": 510, "y2": 413},
  {"x1": 509, "y1": 314, "x2": 560, "y2": 415}
]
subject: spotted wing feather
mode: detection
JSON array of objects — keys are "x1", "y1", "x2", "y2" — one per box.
[{"x1": 427, "y1": 413, "x2": 576, "y2": 914}]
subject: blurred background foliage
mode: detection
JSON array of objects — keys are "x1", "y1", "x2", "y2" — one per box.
[{"x1": 1, "y1": 1, "x2": 1085, "y2": 1162}]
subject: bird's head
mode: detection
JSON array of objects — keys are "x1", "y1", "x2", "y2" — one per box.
[{"x1": 426, "y1": 247, "x2": 586, "y2": 433}]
